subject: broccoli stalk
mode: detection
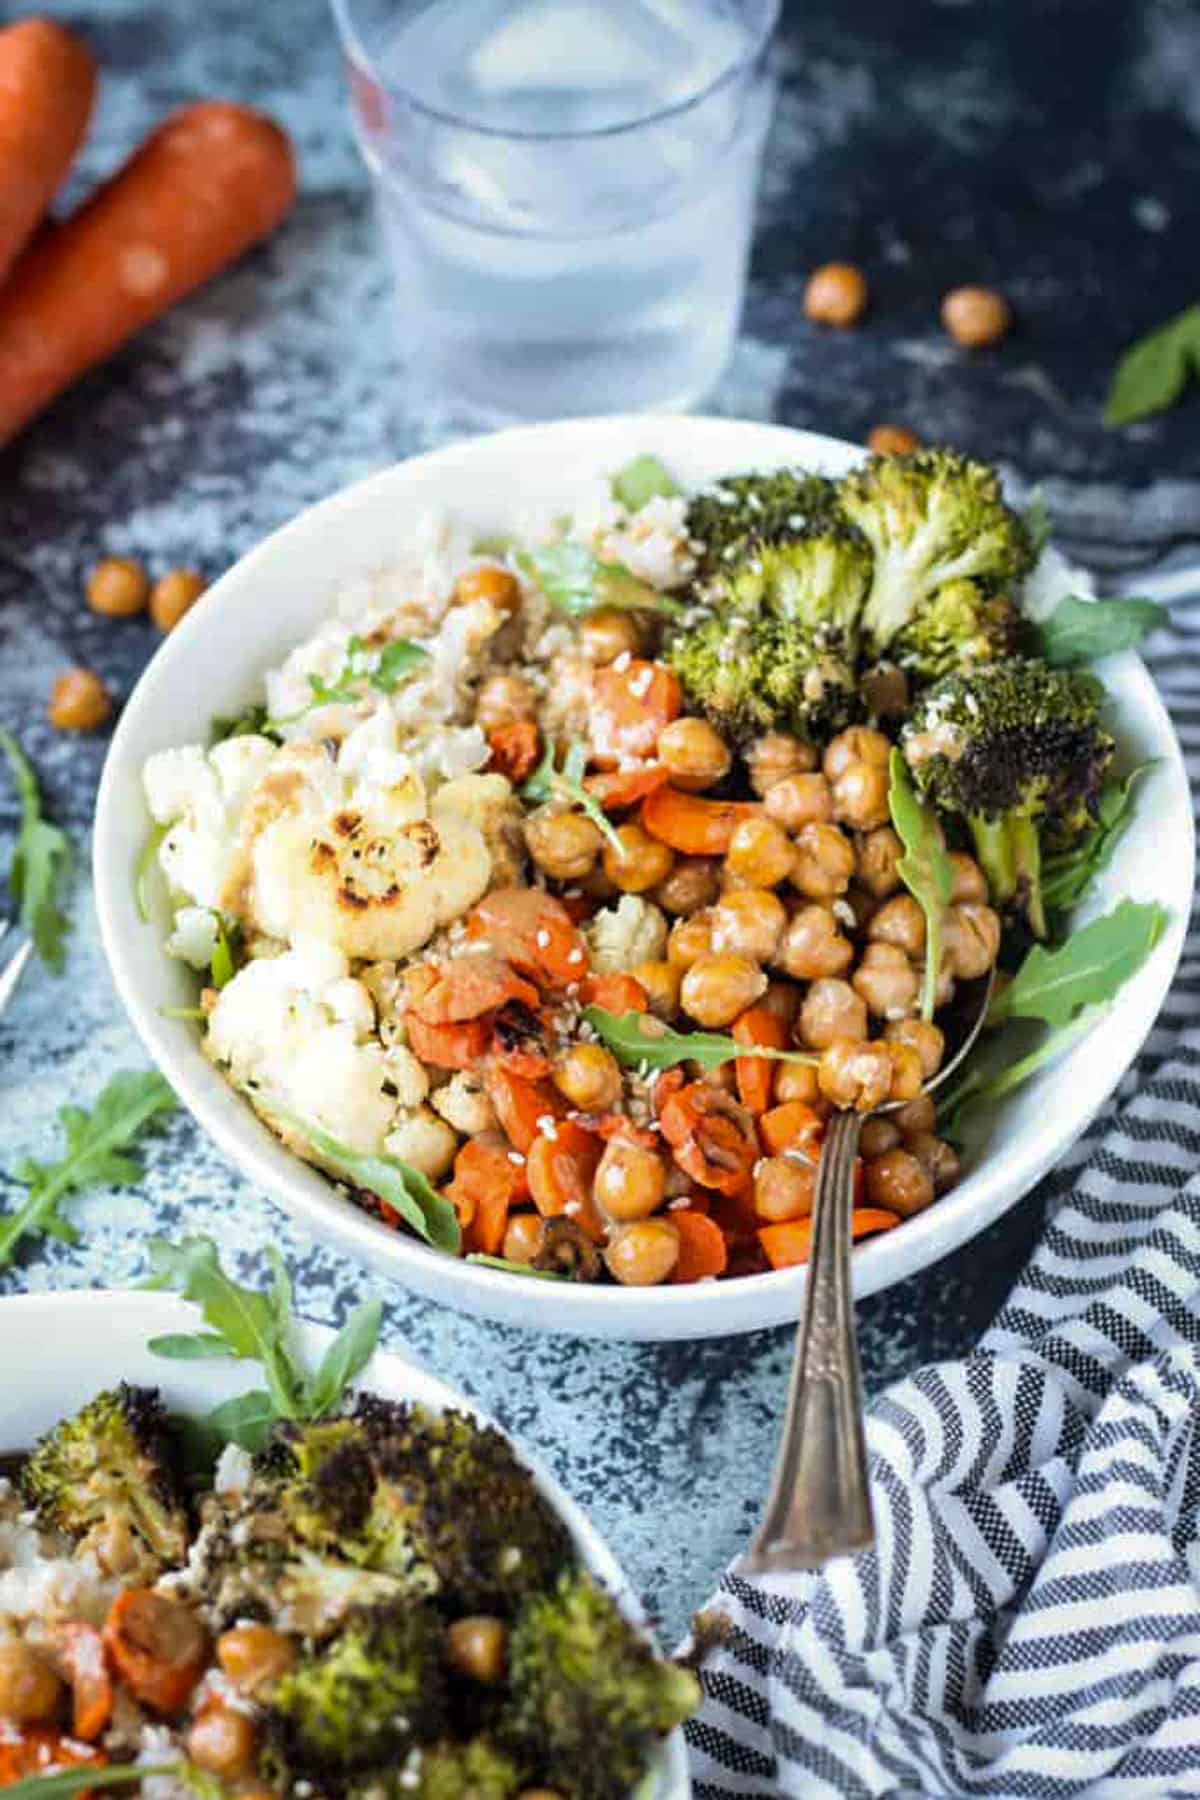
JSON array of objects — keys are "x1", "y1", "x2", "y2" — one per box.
[{"x1": 901, "y1": 659, "x2": 1114, "y2": 938}]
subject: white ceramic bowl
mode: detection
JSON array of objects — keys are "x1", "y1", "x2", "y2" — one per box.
[
  {"x1": 94, "y1": 416, "x2": 1194, "y2": 1341},
  {"x1": 0, "y1": 1289, "x2": 689, "y2": 1797}
]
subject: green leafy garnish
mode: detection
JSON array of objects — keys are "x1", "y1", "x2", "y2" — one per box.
[
  {"x1": 470, "y1": 533, "x2": 517, "y2": 557},
  {"x1": 938, "y1": 1006, "x2": 1107, "y2": 1136},
  {"x1": 271, "y1": 635, "x2": 430, "y2": 726},
  {"x1": 583, "y1": 1007, "x2": 815, "y2": 1074},
  {"x1": 268, "y1": 1110, "x2": 460, "y2": 1253},
  {"x1": 0, "y1": 1764, "x2": 184, "y2": 1800},
  {"x1": 611, "y1": 454, "x2": 680, "y2": 511},
  {"x1": 144, "y1": 1235, "x2": 383, "y2": 1451},
  {"x1": 518, "y1": 542, "x2": 684, "y2": 619},
  {"x1": 1, "y1": 729, "x2": 72, "y2": 971},
  {"x1": 1105, "y1": 304, "x2": 1200, "y2": 427},
  {"x1": 888, "y1": 749, "x2": 954, "y2": 1022},
  {"x1": 135, "y1": 823, "x2": 168, "y2": 924},
  {"x1": 0, "y1": 1071, "x2": 176, "y2": 1270},
  {"x1": 1024, "y1": 490, "x2": 1053, "y2": 557},
  {"x1": 988, "y1": 898, "x2": 1167, "y2": 1030},
  {"x1": 209, "y1": 701, "x2": 277, "y2": 745},
  {"x1": 1042, "y1": 763, "x2": 1154, "y2": 913},
  {"x1": 209, "y1": 913, "x2": 241, "y2": 989},
  {"x1": 466, "y1": 1253, "x2": 566, "y2": 1281},
  {"x1": 1034, "y1": 594, "x2": 1168, "y2": 667},
  {"x1": 522, "y1": 739, "x2": 624, "y2": 857}
]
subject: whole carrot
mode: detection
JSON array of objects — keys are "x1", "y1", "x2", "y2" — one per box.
[
  {"x1": 0, "y1": 99, "x2": 296, "y2": 446},
  {"x1": 0, "y1": 18, "x2": 97, "y2": 285}
]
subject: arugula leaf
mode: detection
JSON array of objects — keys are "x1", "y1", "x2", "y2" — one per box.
[
  {"x1": 269, "y1": 1111, "x2": 461, "y2": 1253},
  {"x1": 209, "y1": 702, "x2": 276, "y2": 745},
  {"x1": 1105, "y1": 304, "x2": 1200, "y2": 427},
  {"x1": 521, "y1": 739, "x2": 624, "y2": 857},
  {"x1": 584, "y1": 1007, "x2": 815, "y2": 1074},
  {"x1": 304, "y1": 1299, "x2": 384, "y2": 1418},
  {"x1": 0, "y1": 1071, "x2": 176, "y2": 1270},
  {"x1": 1024, "y1": 490, "x2": 1053, "y2": 557},
  {"x1": 466, "y1": 1253, "x2": 566, "y2": 1281},
  {"x1": 1042, "y1": 763, "x2": 1154, "y2": 913},
  {"x1": 147, "y1": 1331, "x2": 238, "y2": 1359},
  {"x1": 518, "y1": 542, "x2": 684, "y2": 618},
  {"x1": 988, "y1": 898, "x2": 1166, "y2": 1030},
  {"x1": 143, "y1": 1236, "x2": 302, "y2": 1421},
  {"x1": 203, "y1": 1390, "x2": 279, "y2": 1454},
  {"x1": 1, "y1": 729, "x2": 72, "y2": 971},
  {"x1": 888, "y1": 750, "x2": 954, "y2": 1021},
  {"x1": 0, "y1": 1763, "x2": 183, "y2": 1800},
  {"x1": 209, "y1": 914, "x2": 240, "y2": 989},
  {"x1": 611, "y1": 454, "x2": 680, "y2": 510},
  {"x1": 1034, "y1": 594, "x2": 1167, "y2": 667},
  {"x1": 939, "y1": 1005, "x2": 1108, "y2": 1137},
  {"x1": 135, "y1": 823, "x2": 168, "y2": 924}
]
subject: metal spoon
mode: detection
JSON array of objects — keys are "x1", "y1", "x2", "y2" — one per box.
[{"x1": 742, "y1": 969, "x2": 996, "y2": 1573}]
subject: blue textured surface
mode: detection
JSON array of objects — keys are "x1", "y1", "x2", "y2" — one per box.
[{"x1": 1, "y1": 0, "x2": 1197, "y2": 1646}]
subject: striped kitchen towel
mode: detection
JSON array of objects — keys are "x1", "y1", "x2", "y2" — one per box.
[{"x1": 687, "y1": 596, "x2": 1200, "y2": 1798}]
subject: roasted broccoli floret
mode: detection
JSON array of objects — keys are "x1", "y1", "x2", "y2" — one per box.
[
  {"x1": 902, "y1": 658, "x2": 1114, "y2": 937},
  {"x1": 838, "y1": 450, "x2": 1034, "y2": 678},
  {"x1": 263, "y1": 1603, "x2": 448, "y2": 1779},
  {"x1": 668, "y1": 528, "x2": 871, "y2": 743},
  {"x1": 348, "y1": 1739, "x2": 522, "y2": 1800},
  {"x1": 20, "y1": 1383, "x2": 189, "y2": 1578},
  {"x1": 685, "y1": 468, "x2": 836, "y2": 584},
  {"x1": 501, "y1": 1570, "x2": 700, "y2": 1800}
]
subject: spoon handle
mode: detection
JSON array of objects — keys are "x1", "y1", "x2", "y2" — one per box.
[{"x1": 743, "y1": 1108, "x2": 875, "y2": 1572}]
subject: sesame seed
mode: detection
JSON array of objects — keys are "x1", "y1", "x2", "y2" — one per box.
[
  {"x1": 536, "y1": 928, "x2": 551, "y2": 949},
  {"x1": 507, "y1": 1150, "x2": 525, "y2": 1166},
  {"x1": 612, "y1": 650, "x2": 633, "y2": 673},
  {"x1": 567, "y1": 947, "x2": 584, "y2": 964}
]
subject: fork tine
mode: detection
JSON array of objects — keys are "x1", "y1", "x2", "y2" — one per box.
[{"x1": 0, "y1": 937, "x2": 34, "y2": 1016}]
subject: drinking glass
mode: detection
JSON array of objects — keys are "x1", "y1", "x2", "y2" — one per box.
[{"x1": 328, "y1": 0, "x2": 781, "y2": 421}]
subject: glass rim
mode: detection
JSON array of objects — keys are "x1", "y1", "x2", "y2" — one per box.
[{"x1": 328, "y1": 0, "x2": 782, "y2": 143}]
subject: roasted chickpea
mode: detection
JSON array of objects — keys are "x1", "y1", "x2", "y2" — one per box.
[
  {"x1": 904, "y1": 1131, "x2": 962, "y2": 1195},
  {"x1": 791, "y1": 822, "x2": 855, "y2": 900},
  {"x1": 579, "y1": 608, "x2": 643, "y2": 664},
  {"x1": 631, "y1": 958, "x2": 680, "y2": 1018},
  {"x1": 948, "y1": 851, "x2": 988, "y2": 903},
  {"x1": 942, "y1": 284, "x2": 1011, "y2": 348},
  {"x1": 867, "y1": 423, "x2": 919, "y2": 456},
  {"x1": 455, "y1": 564, "x2": 522, "y2": 612},
  {"x1": 604, "y1": 823, "x2": 674, "y2": 893},
  {"x1": 853, "y1": 941, "x2": 919, "y2": 1019},
  {"x1": 944, "y1": 902, "x2": 1001, "y2": 979},
  {"x1": 667, "y1": 909, "x2": 714, "y2": 969},
  {"x1": 829, "y1": 760, "x2": 890, "y2": 831},
  {"x1": 856, "y1": 826, "x2": 903, "y2": 898},
  {"x1": 448, "y1": 1616, "x2": 508, "y2": 1685},
  {"x1": 745, "y1": 732, "x2": 818, "y2": 795},
  {"x1": 885, "y1": 1038, "x2": 925, "y2": 1101},
  {"x1": 860, "y1": 663, "x2": 909, "y2": 718},
  {"x1": 553, "y1": 1042, "x2": 622, "y2": 1112},
  {"x1": 804, "y1": 261, "x2": 869, "y2": 328},
  {"x1": 798, "y1": 977, "x2": 867, "y2": 1050},
  {"x1": 594, "y1": 1137, "x2": 668, "y2": 1222},
  {"x1": 502, "y1": 1212, "x2": 545, "y2": 1264},
  {"x1": 885, "y1": 1016, "x2": 944, "y2": 1081},
  {"x1": 818, "y1": 1038, "x2": 893, "y2": 1110},
  {"x1": 87, "y1": 555, "x2": 149, "y2": 617},
  {"x1": 525, "y1": 808, "x2": 603, "y2": 881},
  {"x1": 188, "y1": 1704, "x2": 256, "y2": 1778},
  {"x1": 657, "y1": 717, "x2": 731, "y2": 792},
  {"x1": 824, "y1": 726, "x2": 890, "y2": 783},
  {"x1": 893, "y1": 1092, "x2": 936, "y2": 1137},
  {"x1": 864, "y1": 1147, "x2": 934, "y2": 1215},
  {"x1": 774, "y1": 1060, "x2": 821, "y2": 1105},
  {"x1": 48, "y1": 666, "x2": 112, "y2": 732},
  {"x1": 150, "y1": 568, "x2": 206, "y2": 632},
  {"x1": 681, "y1": 953, "x2": 767, "y2": 1029},
  {"x1": 779, "y1": 904, "x2": 854, "y2": 980},
  {"x1": 217, "y1": 1624, "x2": 294, "y2": 1696},
  {"x1": 475, "y1": 672, "x2": 536, "y2": 733},
  {"x1": 710, "y1": 888, "x2": 787, "y2": 963},
  {"x1": 754, "y1": 1156, "x2": 816, "y2": 1223},
  {"x1": 763, "y1": 771, "x2": 834, "y2": 831},
  {"x1": 0, "y1": 1640, "x2": 62, "y2": 1724},
  {"x1": 604, "y1": 1217, "x2": 680, "y2": 1285},
  {"x1": 653, "y1": 856, "x2": 721, "y2": 916},
  {"x1": 868, "y1": 894, "x2": 926, "y2": 958},
  {"x1": 859, "y1": 1116, "x2": 902, "y2": 1159},
  {"x1": 726, "y1": 816, "x2": 795, "y2": 888}
]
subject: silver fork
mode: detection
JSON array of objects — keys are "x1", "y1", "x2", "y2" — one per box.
[{"x1": 0, "y1": 921, "x2": 34, "y2": 1019}]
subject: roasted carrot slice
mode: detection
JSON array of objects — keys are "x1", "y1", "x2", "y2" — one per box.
[
  {"x1": 0, "y1": 1729, "x2": 104, "y2": 1787},
  {"x1": 467, "y1": 888, "x2": 589, "y2": 989},
  {"x1": 580, "y1": 971, "x2": 648, "y2": 1014},
  {"x1": 526, "y1": 1120, "x2": 605, "y2": 1242},
  {"x1": 56, "y1": 1623, "x2": 112, "y2": 1742},
  {"x1": 488, "y1": 719, "x2": 540, "y2": 783},
  {"x1": 102, "y1": 1589, "x2": 208, "y2": 1716},
  {"x1": 583, "y1": 763, "x2": 670, "y2": 809},
  {"x1": 658, "y1": 1082, "x2": 758, "y2": 1195},
  {"x1": 669, "y1": 1209, "x2": 729, "y2": 1283},
  {"x1": 640, "y1": 784, "x2": 759, "y2": 856},
  {"x1": 592, "y1": 1113, "x2": 661, "y2": 1152},
  {"x1": 490, "y1": 1001, "x2": 553, "y2": 1081},
  {"x1": 447, "y1": 1135, "x2": 530, "y2": 1256},
  {"x1": 757, "y1": 1208, "x2": 900, "y2": 1270},
  {"x1": 731, "y1": 1004, "x2": 788, "y2": 1115},
  {"x1": 590, "y1": 660, "x2": 681, "y2": 766},
  {"x1": 759, "y1": 1100, "x2": 824, "y2": 1159},
  {"x1": 415, "y1": 956, "x2": 539, "y2": 1024},
  {"x1": 484, "y1": 1062, "x2": 566, "y2": 1155},
  {"x1": 406, "y1": 1013, "x2": 491, "y2": 1072}
]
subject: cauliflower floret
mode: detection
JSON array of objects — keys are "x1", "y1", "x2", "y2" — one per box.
[
  {"x1": 165, "y1": 905, "x2": 220, "y2": 971},
  {"x1": 204, "y1": 941, "x2": 428, "y2": 1159},
  {"x1": 143, "y1": 736, "x2": 276, "y2": 912},
  {"x1": 232, "y1": 727, "x2": 492, "y2": 962},
  {"x1": 383, "y1": 1105, "x2": 458, "y2": 1180},
  {"x1": 430, "y1": 1070, "x2": 498, "y2": 1136},
  {"x1": 431, "y1": 772, "x2": 526, "y2": 888},
  {"x1": 585, "y1": 895, "x2": 668, "y2": 973}
]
